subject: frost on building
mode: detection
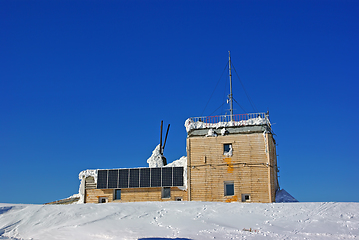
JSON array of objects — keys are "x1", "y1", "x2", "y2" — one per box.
[{"x1": 78, "y1": 112, "x2": 278, "y2": 204}]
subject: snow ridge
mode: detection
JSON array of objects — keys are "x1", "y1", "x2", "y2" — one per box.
[{"x1": 0, "y1": 202, "x2": 358, "y2": 240}]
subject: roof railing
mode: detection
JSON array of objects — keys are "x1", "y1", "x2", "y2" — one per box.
[{"x1": 188, "y1": 112, "x2": 271, "y2": 126}]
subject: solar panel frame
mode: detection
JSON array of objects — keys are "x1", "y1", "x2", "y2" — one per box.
[
  {"x1": 118, "y1": 169, "x2": 129, "y2": 188},
  {"x1": 129, "y1": 168, "x2": 140, "y2": 188},
  {"x1": 108, "y1": 169, "x2": 119, "y2": 189},
  {"x1": 95, "y1": 166, "x2": 184, "y2": 189},
  {"x1": 97, "y1": 170, "x2": 108, "y2": 189},
  {"x1": 150, "y1": 168, "x2": 162, "y2": 187},
  {"x1": 140, "y1": 168, "x2": 150, "y2": 188},
  {"x1": 173, "y1": 167, "x2": 184, "y2": 187},
  {"x1": 162, "y1": 167, "x2": 173, "y2": 187}
]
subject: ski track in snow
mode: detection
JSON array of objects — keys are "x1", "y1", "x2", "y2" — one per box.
[{"x1": 0, "y1": 202, "x2": 358, "y2": 240}]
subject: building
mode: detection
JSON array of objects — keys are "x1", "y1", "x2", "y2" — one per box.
[
  {"x1": 185, "y1": 112, "x2": 279, "y2": 203},
  {"x1": 81, "y1": 166, "x2": 187, "y2": 203},
  {"x1": 78, "y1": 112, "x2": 279, "y2": 204}
]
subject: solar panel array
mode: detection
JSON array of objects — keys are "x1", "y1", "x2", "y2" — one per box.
[{"x1": 96, "y1": 167, "x2": 184, "y2": 189}]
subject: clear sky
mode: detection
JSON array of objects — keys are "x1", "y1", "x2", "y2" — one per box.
[{"x1": 1, "y1": 0, "x2": 358, "y2": 204}]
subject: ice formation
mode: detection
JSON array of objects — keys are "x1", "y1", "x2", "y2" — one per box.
[
  {"x1": 224, "y1": 145, "x2": 233, "y2": 157},
  {"x1": 185, "y1": 116, "x2": 268, "y2": 132},
  {"x1": 146, "y1": 144, "x2": 164, "y2": 168},
  {"x1": 206, "y1": 128, "x2": 217, "y2": 137},
  {"x1": 77, "y1": 169, "x2": 97, "y2": 204}
]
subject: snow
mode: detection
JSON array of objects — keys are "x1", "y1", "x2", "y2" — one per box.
[
  {"x1": 224, "y1": 144, "x2": 233, "y2": 157},
  {"x1": 147, "y1": 144, "x2": 164, "y2": 168},
  {"x1": 0, "y1": 201, "x2": 358, "y2": 240},
  {"x1": 185, "y1": 116, "x2": 268, "y2": 132},
  {"x1": 275, "y1": 189, "x2": 299, "y2": 203},
  {"x1": 205, "y1": 129, "x2": 217, "y2": 137},
  {"x1": 77, "y1": 169, "x2": 97, "y2": 204}
]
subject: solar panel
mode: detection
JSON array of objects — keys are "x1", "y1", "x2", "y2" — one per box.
[
  {"x1": 129, "y1": 168, "x2": 140, "y2": 188},
  {"x1": 162, "y1": 167, "x2": 173, "y2": 187},
  {"x1": 97, "y1": 170, "x2": 108, "y2": 189},
  {"x1": 95, "y1": 166, "x2": 184, "y2": 189},
  {"x1": 140, "y1": 168, "x2": 150, "y2": 187},
  {"x1": 118, "y1": 169, "x2": 129, "y2": 188},
  {"x1": 150, "y1": 168, "x2": 161, "y2": 187},
  {"x1": 173, "y1": 167, "x2": 184, "y2": 186},
  {"x1": 108, "y1": 169, "x2": 118, "y2": 189}
]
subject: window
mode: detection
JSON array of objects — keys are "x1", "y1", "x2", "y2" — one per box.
[
  {"x1": 223, "y1": 143, "x2": 232, "y2": 156},
  {"x1": 224, "y1": 182, "x2": 234, "y2": 196},
  {"x1": 242, "y1": 194, "x2": 251, "y2": 202},
  {"x1": 114, "y1": 189, "x2": 121, "y2": 200},
  {"x1": 99, "y1": 197, "x2": 108, "y2": 203},
  {"x1": 175, "y1": 197, "x2": 182, "y2": 201},
  {"x1": 162, "y1": 187, "x2": 171, "y2": 199}
]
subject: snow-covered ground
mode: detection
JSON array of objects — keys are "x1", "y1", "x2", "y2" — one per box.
[{"x1": 1, "y1": 201, "x2": 358, "y2": 240}]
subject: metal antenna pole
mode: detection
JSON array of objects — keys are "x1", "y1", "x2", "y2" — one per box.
[{"x1": 229, "y1": 51, "x2": 234, "y2": 121}]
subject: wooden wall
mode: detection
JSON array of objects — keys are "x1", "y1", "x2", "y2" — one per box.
[
  {"x1": 85, "y1": 187, "x2": 187, "y2": 203},
  {"x1": 83, "y1": 127, "x2": 278, "y2": 204},
  {"x1": 187, "y1": 131, "x2": 278, "y2": 203}
]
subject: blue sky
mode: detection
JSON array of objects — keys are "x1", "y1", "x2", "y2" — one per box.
[{"x1": 1, "y1": 0, "x2": 358, "y2": 204}]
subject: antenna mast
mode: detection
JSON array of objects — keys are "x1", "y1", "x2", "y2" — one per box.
[{"x1": 228, "y1": 51, "x2": 234, "y2": 121}]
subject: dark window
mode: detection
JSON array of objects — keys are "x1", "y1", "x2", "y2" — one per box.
[
  {"x1": 223, "y1": 144, "x2": 232, "y2": 155},
  {"x1": 162, "y1": 187, "x2": 171, "y2": 199},
  {"x1": 224, "y1": 182, "x2": 234, "y2": 196},
  {"x1": 242, "y1": 194, "x2": 251, "y2": 202},
  {"x1": 114, "y1": 189, "x2": 121, "y2": 200}
]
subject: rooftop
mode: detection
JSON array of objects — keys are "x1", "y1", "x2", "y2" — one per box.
[{"x1": 185, "y1": 112, "x2": 271, "y2": 133}]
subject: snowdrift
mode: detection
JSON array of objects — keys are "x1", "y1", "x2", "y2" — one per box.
[
  {"x1": 1, "y1": 201, "x2": 358, "y2": 239},
  {"x1": 275, "y1": 189, "x2": 299, "y2": 203}
]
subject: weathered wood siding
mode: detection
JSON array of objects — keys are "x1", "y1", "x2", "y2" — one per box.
[
  {"x1": 86, "y1": 187, "x2": 187, "y2": 203},
  {"x1": 187, "y1": 131, "x2": 278, "y2": 203}
]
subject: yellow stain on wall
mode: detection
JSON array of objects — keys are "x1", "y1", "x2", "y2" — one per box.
[
  {"x1": 225, "y1": 195, "x2": 238, "y2": 202},
  {"x1": 224, "y1": 157, "x2": 234, "y2": 173}
]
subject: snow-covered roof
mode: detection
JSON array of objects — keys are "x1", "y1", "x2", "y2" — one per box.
[{"x1": 184, "y1": 112, "x2": 271, "y2": 133}]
